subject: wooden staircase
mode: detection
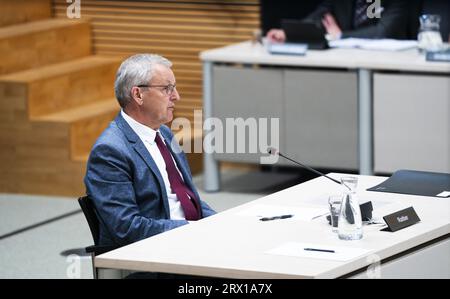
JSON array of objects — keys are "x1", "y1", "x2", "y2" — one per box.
[
  {"x1": 0, "y1": 1, "x2": 122, "y2": 196},
  {"x1": 0, "y1": 0, "x2": 51, "y2": 27},
  {"x1": 0, "y1": 18, "x2": 91, "y2": 75}
]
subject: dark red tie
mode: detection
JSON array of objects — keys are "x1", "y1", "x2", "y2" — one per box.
[{"x1": 155, "y1": 132, "x2": 200, "y2": 220}]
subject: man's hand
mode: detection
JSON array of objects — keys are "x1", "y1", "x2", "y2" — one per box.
[
  {"x1": 266, "y1": 29, "x2": 286, "y2": 43},
  {"x1": 322, "y1": 13, "x2": 342, "y2": 40}
]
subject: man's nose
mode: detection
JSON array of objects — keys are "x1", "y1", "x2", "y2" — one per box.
[{"x1": 171, "y1": 88, "x2": 180, "y2": 101}]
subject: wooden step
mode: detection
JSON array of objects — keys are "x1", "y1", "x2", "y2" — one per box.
[
  {"x1": 36, "y1": 98, "x2": 120, "y2": 160},
  {"x1": 0, "y1": 18, "x2": 91, "y2": 75},
  {"x1": 0, "y1": 55, "x2": 121, "y2": 117},
  {"x1": 0, "y1": 96, "x2": 118, "y2": 196},
  {"x1": 0, "y1": 113, "x2": 87, "y2": 196},
  {"x1": 0, "y1": 0, "x2": 51, "y2": 27}
]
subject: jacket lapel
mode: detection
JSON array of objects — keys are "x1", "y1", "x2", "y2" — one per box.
[{"x1": 114, "y1": 113, "x2": 170, "y2": 217}]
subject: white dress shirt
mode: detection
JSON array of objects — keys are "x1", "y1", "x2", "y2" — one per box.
[{"x1": 121, "y1": 110, "x2": 186, "y2": 220}]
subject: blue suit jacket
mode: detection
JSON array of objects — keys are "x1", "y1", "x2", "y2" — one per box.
[{"x1": 84, "y1": 113, "x2": 216, "y2": 247}]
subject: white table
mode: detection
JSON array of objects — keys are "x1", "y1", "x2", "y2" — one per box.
[
  {"x1": 200, "y1": 42, "x2": 450, "y2": 192},
  {"x1": 95, "y1": 174, "x2": 450, "y2": 279}
]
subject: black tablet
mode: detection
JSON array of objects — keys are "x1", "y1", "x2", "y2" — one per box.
[{"x1": 281, "y1": 19, "x2": 329, "y2": 50}]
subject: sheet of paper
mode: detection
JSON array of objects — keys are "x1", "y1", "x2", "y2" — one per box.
[
  {"x1": 300, "y1": 194, "x2": 393, "y2": 210},
  {"x1": 329, "y1": 38, "x2": 417, "y2": 51},
  {"x1": 236, "y1": 204, "x2": 328, "y2": 222},
  {"x1": 362, "y1": 39, "x2": 418, "y2": 51},
  {"x1": 329, "y1": 38, "x2": 368, "y2": 48},
  {"x1": 437, "y1": 191, "x2": 450, "y2": 198},
  {"x1": 298, "y1": 193, "x2": 330, "y2": 206},
  {"x1": 266, "y1": 242, "x2": 373, "y2": 262}
]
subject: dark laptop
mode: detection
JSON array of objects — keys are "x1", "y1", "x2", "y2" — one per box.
[{"x1": 281, "y1": 19, "x2": 329, "y2": 50}]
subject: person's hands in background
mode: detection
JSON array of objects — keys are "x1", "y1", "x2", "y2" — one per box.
[
  {"x1": 322, "y1": 13, "x2": 342, "y2": 40},
  {"x1": 266, "y1": 29, "x2": 286, "y2": 43}
]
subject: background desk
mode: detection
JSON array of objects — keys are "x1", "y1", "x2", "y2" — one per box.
[
  {"x1": 200, "y1": 41, "x2": 450, "y2": 192},
  {"x1": 95, "y1": 174, "x2": 450, "y2": 279}
]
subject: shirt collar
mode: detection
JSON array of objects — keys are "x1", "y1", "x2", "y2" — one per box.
[{"x1": 121, "y1": 110, "x2": 158, "y2": 144}]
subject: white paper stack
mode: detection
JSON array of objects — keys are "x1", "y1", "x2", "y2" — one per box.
[{"x1": 329, "y1": 38, "x2": 418, "y2": 51}]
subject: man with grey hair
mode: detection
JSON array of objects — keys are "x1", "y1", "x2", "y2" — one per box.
[{"x1": 84, "y1": 54, "x2": 216, "y2": 248}]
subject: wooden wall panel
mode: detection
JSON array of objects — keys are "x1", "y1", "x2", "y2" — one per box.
[{"x1": 52, "y1": 0, "x2": 260, "y2": 122}]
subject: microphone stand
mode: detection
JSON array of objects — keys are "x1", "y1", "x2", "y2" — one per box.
[{"x1": 268, "y1": 148, "x2": 350, "y2": 190}]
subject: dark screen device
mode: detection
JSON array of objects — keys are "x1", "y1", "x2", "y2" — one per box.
[
  {"x1": 327, "y1": 201, "x2": 374, "y2": 225},
  {"x1": 281, "y1": 19, "x2": 329, "y2": 50}
]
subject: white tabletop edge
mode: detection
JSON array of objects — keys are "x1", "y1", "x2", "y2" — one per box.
[
  {"x1": 200, "y1": 41, "x2": 450, "y2": 73},
  {"x1": 95, "y1": 173, "x2": 450, "y2": 279}
]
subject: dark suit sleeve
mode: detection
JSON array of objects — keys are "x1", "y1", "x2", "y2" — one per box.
[
  {"x1": 303, "y1": 0, "x2": 333, "y2": 25},
  {"x1": 342, "y1": 0, "x2": 409, "y2": 39},
  {"x1": 85, "y1": 142, "x2": 188, "y2": 247}
]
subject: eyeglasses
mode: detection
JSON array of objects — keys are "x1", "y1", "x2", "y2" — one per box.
[{"x1": 137, "y1": 84, "x2": 177, "y2": 96}]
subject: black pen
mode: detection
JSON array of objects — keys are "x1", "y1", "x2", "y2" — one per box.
[
  {"x1": 304, "y1": 247, "x2": 335, "y2": 253},
  {"x1": 259, "y1": 214, "x2": 293, "y2": 221}
]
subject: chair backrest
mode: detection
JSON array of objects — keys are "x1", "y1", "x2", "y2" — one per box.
[{"x1": 78, "y1": 196, "x2": 100, "y2": 246}]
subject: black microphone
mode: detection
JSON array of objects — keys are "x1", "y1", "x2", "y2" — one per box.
[
  {"x1": 267, "y1": 147, "x2": 345, "y2": 187},
  {"x1": 267, "y1": 148, "x2": 374, "y2": 221}
]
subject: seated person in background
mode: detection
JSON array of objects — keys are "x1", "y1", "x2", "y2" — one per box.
[
  {"x1": 84, "y1": 54, "x2": 216, "y2": 247},
  {"x1": 267, "y1": 0, "x2": 409, "y2": 42}
]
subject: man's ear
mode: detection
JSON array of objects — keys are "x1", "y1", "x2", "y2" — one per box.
[{"x1": 130, "y1": 86, "x2": 143, "y2": 105}]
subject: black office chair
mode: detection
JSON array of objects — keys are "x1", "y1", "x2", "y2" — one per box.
[{"x1": 78, "y1": 196, "x2": 118, "y2": 278}]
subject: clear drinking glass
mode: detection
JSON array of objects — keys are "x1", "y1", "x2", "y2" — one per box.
[
  {"x1": 328, "y1": 195, "x2": 342, "y2": 233},
  {"x1": 338, "y1": 177, "x2": 363, "y2": 240},
  {"x1": 418, "y1": 14, "x2": 444, "y2": 53}
]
